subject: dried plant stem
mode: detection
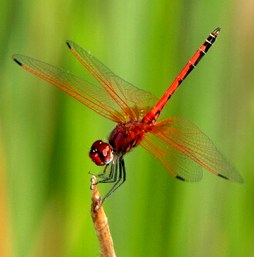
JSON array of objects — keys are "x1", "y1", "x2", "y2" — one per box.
[{"x1": 90, "y1": 176, "x2": 116, "y2": 257}]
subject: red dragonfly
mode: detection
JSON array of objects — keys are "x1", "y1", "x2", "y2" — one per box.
[{"x1": 13, "y1": 27, "x2": 243, "y2": 202}]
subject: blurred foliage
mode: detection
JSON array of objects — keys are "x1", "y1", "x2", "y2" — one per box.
[{"x1": 1, "y1": 0, "x2": 254, "y2": 256}]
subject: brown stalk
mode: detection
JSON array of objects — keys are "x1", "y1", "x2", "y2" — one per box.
[{"x1": 90, "y1": 176, "x2": 116, "y2": 257}]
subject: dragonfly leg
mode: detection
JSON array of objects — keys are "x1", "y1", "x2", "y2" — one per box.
[
  {"x1": 89, "y1": 164, "x2": 113, "y2": 190},
  {"x1": 90, "y1": 157, "x2": 127, "y2": 203},
  {"x1": 101, "y1": 157, "x2": 126, "y2": 203},
  {"x1": 89, "y1": 164, "x2": 111, "y2": 179},
  {"x1": 96, "y1": 161, "x2": 118, "y2": 184}
]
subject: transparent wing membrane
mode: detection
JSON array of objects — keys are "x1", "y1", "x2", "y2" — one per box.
[
  {"x1": 13, "y1": 54, "x2": 129, "y2": 122},
  {"x1": 66, "y1": 41, "x2": 158, "y2": 121},
  {"x1": 141, "y1": 117, "x2": 243, "y2": 183},
  {"x1": 13, "y1": 43, "x2": 157, "y2": 123}
]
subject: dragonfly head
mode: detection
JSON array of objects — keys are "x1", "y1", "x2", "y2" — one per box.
[{"x1": 89, "y1": 140, "x2": 114, "y2": 166}]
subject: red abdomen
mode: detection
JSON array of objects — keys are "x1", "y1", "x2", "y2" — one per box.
[{"x1": 109, "y1": 121, "x2": 147, "y2": 155}]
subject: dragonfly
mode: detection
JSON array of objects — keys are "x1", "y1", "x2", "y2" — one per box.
[{"x1": 13, "y1": 27, "x2": 243, "y2": 203}]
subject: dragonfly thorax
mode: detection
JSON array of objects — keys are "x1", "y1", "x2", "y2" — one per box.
[
  {"x1": 109, "y1": 121, "x2": 147, "y2": 155},
  {"x1": 89, "y1": 140, "x2": 114, "y2": 166}
]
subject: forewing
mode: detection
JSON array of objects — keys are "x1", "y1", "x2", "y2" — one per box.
[
  {"x1": 13, "y1": 54, "x2": 133, "y2": 122},
  {"x1": 141, "y1": 117, "x2": 243, "y2": 183},
  {"x1": 66, "y1": 41, "x2": 158, "y2": 121}
]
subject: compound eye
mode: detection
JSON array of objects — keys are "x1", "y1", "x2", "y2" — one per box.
[{"x1": 89, "y1": 140, "x2": 113, "y2": 166}]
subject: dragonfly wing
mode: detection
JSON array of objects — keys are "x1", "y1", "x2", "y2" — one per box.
[
  {"x1": 66, "y1": 41, "x2": 158, "y2": 121},
  {"x1": 141, "y1": 117, "x2": 243, "y2": 183},
  {"x1": 13, "y1": 54, "x2": 134, "y2": 123}
]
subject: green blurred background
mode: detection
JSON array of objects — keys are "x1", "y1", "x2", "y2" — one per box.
[{"x1": 1, "y1": 0, "x2": 254, "y2": 256}]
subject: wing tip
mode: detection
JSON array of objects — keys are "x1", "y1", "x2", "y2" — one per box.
[
  {"x1": 12, "y1": 56, "x2": 22, "y2": 66},
  {"x1": 218, "y1": 173, "x2": 244, "y2": 184},
  {"x1": 66, "y1": 40, "x2": 72, "y2": 49},
  {"x1": 176, "y1": 175, "x2": 185, "y2": 181},
  {"x1": 218, "y1": 173, "x2": 229, "y2": 180}
]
